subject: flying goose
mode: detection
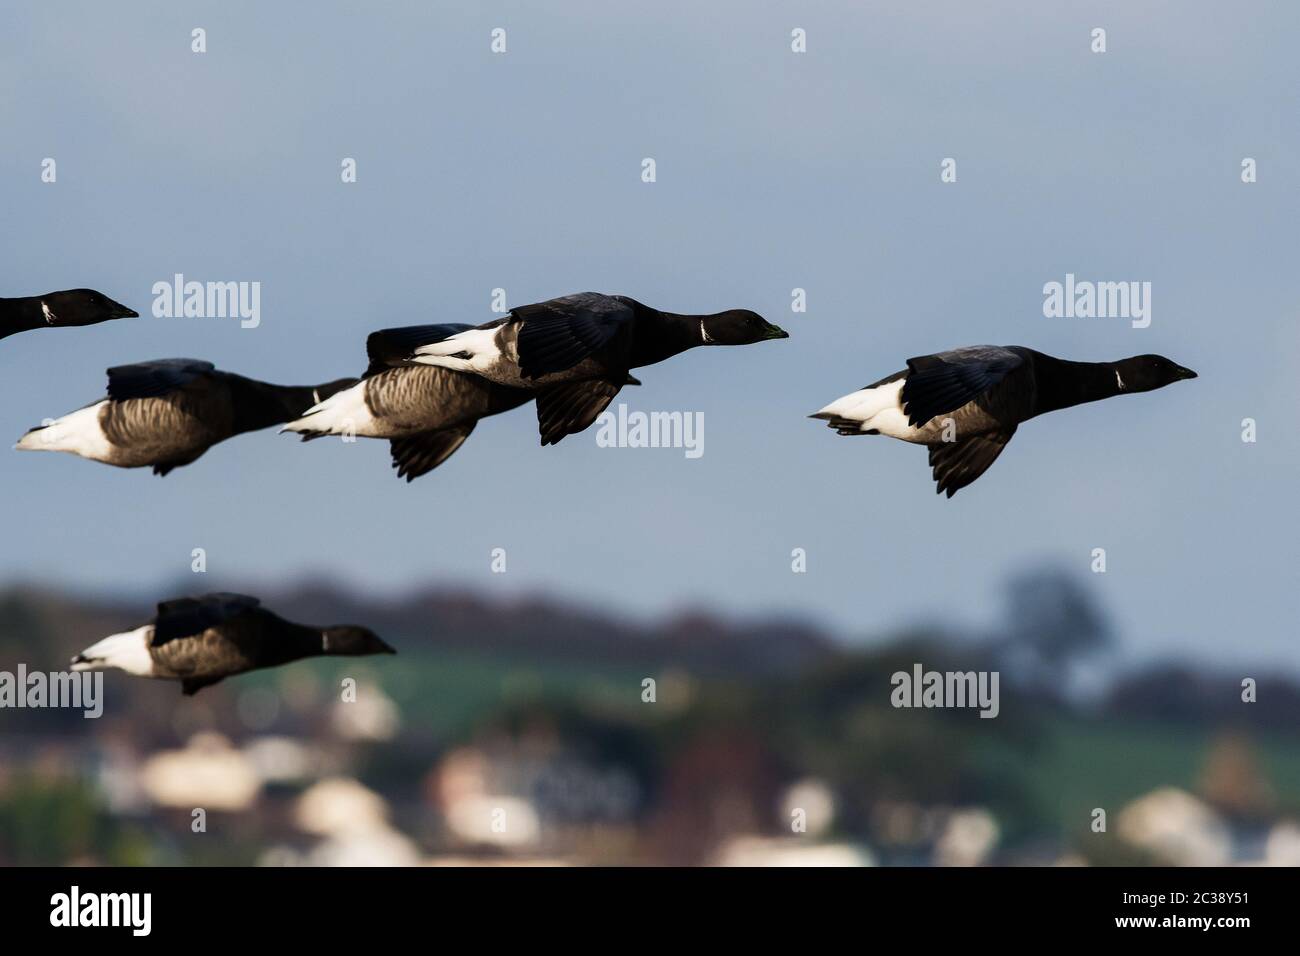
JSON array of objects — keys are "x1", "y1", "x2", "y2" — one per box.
[
  {"x1": 15, "y1": 358, "x2": 357, "y2": 475},
  {"x1": 811, "y1": 346, "x2": 1197, "y2": 496},
  {"x1": 71, "y1": 592, "x2": 394, "y2": 696},
  {"x1": 282, "y1": 325, "x2": 547, "y2": 480},
  {"x1": 0, "y1": 289, "x2": 137, "y2": 341},
  {"x1": 401, "y1": 292, "x2": 788, "y2": 445},
  {"x1": 283, "y1": 322, "x2": 644, "y2": 476}
]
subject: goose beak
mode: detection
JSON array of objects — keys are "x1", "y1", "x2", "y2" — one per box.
[
  {"x1": 108, "y1": 299, "x2": 139, "y2": 319},
  {"x1": 761, "y1": 323, "x2": 789, "y2": 340},
  {"x1": 1176, "y1": 366, "x2": 1197, "y2": 380}
]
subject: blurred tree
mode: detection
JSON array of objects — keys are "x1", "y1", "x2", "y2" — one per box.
[
  {"x1": 0, "y1": 776, "x2": 101, "y2": 864},
  {"x1": 762, "y1": 637, "x2": 1049, "y2": 858},
  {"x1": 997, "y1": 569, "x2": 1112, "y2": 694}
]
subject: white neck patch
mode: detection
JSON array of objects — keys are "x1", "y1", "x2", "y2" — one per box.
[
  {"x1": 1115, "y1": 369, "x2": 1126, "y2": 390},
  {"x1": 700, "y1": 318, "x2": 714, "y2": 344},
  {"x1": 41, "y1": 301, "x2": 56, "y2": 325}
]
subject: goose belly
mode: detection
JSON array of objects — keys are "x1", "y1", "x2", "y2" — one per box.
[
  {"x1": 819, "y1": 379, "x2": 1001, "y2": 444},
  {"x1": 875, "y1": 400, "x2": 1000, "y2": 444},
  {"x1": 98, "y1": 398, "x2": 222, "y2": 466},
  {"x1": 148, "y1": 632, "x2": 254, "y2": 681},
  {"x1": 365, "y1": 367, "x2": 502, "y2": 434},
  {"x1": 490, "y1": 354, "x2": 610, "y2": 389}
]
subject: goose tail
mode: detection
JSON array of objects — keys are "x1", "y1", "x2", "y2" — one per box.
[
  {"x1": 70, "y1": 626, "x2": 154, "y2": 675},
  {"x1": 809, "y1": 389, "x2": 872, "y2": 434},
  {"x1": 282, "y1": 379, "x2": 373, "y2": 440},
  {"x1": 14, "y1": 402, "x2": 111, "y2": 456}
]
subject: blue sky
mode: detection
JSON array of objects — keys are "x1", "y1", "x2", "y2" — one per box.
[{"x1": 1, "y1": 2, "x2": 1296, "y2": 670}]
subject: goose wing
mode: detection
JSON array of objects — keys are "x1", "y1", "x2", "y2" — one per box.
[
  {"x1": 364, "y1": 325, "x2": 478, "y2": 377},
  {"x1": 534, "y1": 374, "x2": 640, "y2": 445},
  {"x1": 512, "y1": 293, "x2": 634, "y2": 379},
  {"x1": 900, "y1": 346, "x2": 1025, "y2": 428},
  {"x1": 927, "y1": 427, "x2": 1017, "y2": 497},
  {"x1": 389, "y1": 425, "x2": 475, "y2": 481},
  {"x1": 151, "y1": 592, "x2": 261, "y2": 646},
  {"x1": 106, "y1": 359, "x2": 216, "y2": 401}
]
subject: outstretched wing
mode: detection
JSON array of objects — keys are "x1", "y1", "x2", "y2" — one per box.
[
  {"x1": 535, "y1": 376, "x2": 640, "y2": 446},
  {"x1": 152, "y1": 592, "x2": 261, "y2": 646},
  {"x1": 901, "y1": 346, "x2": 1024, "y2": 428},
  {"x1": 106, "y1": 359, "x2": 216, "y2": 401},
  {"x1": 513, "y1": 293, "x2": 635, "y2": 379},
  {"x1": 927, "y1": 428, "x2": 1016, "y2": 498},
  {"x1": 364, "y1": 325, "x2": 476, "y2": 377},
  {"x1": 389, "y1": 425, "x2": 476, "y2": 481}
]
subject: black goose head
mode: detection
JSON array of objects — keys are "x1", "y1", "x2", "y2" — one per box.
[
  {"x1": 1112, "y1": 354, "x2": 1198, "y2": 393},
  {"x1": 39, "y1": 289, "x2": 138, "y2": 327},
  {"x1": 699, "y1": 309, "x2": 788, "y2": 346},
  {"x1": 321, "y1": 625, "x2": 396, "y2": 656}
]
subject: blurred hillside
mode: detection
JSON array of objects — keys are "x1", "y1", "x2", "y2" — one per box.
[{"x1": 1, "y1": 572, "x2": 1298, "y2": 866}]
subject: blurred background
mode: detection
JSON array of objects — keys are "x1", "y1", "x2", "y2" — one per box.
[
  {"x1": 3, "y1": 572, "x2": 1299, "y2": 866},
  {"x1": 1, "y1": 2, "x2": 1296, "y2": 865}
]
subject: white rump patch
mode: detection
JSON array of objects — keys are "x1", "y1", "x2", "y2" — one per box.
[
  {"x1": 72, "y1": 625, "x2": 156, "y2": 677},
  {"x1": 814, "y1": 379, "x2": 928, "y2": 441},
  {"x1": 282, "y1": 379, "x2": 378, "y2": 437},
  {"x1": 14, "y1": 401, "x2": 114, "y2": 460}
]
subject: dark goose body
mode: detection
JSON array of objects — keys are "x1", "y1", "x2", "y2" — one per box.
[
  {"x1": 16, "y1": 358, "x2": 356, "y2": 475},
  {"x1": 71, "y1": 592, "x2": 394, "y2": 696},
  {"x1": 400, "y1": 292, "x2": 787, "y2": 444},
  {"x1": 812, "y1": 345, "x2": 1197, "y2": 497},
  {"x1": 283, "y1": 325, "x2": 538, "y2": 480},
  {"x1": 0, "y1": 289, "x2": 137, "y2": 340}
]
